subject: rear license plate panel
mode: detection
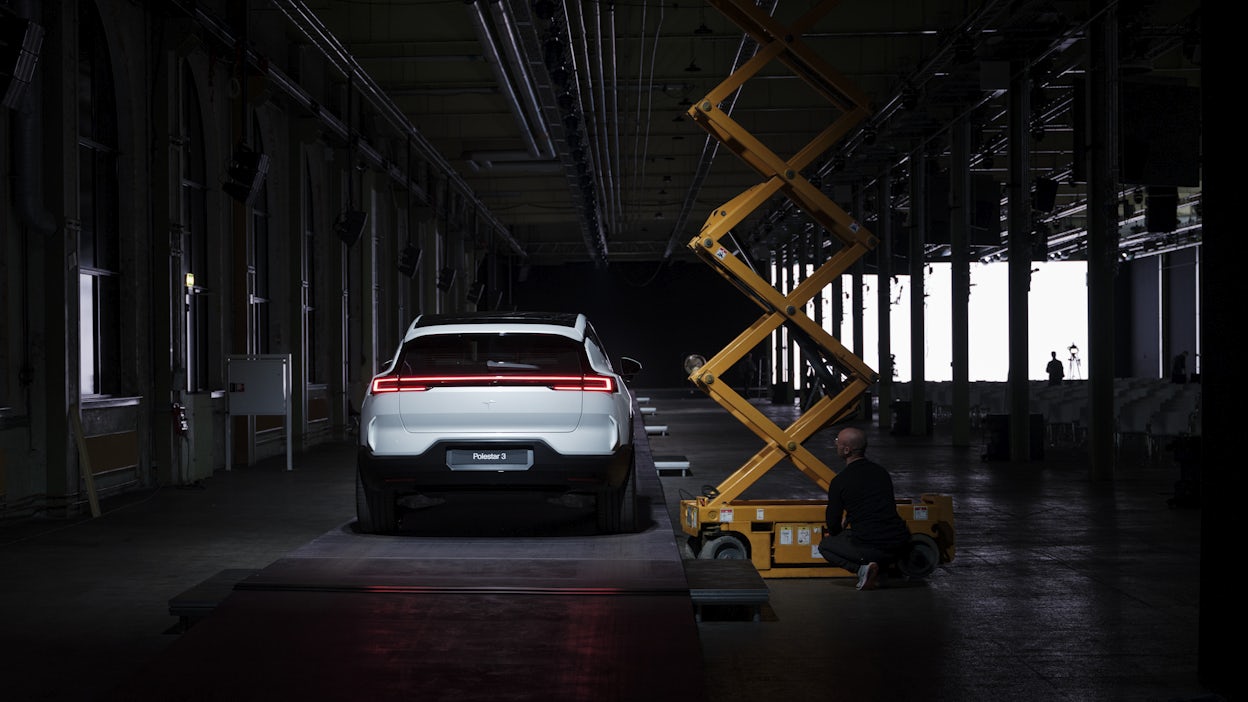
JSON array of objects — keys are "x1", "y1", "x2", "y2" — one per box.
[{"x1": 446, "y1": 448, "x2": 534, "y2": 471}]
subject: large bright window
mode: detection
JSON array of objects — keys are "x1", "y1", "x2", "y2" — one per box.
[
  {"x1": 821, "y1": 262, "x2": 1090, "y2": 382},
  {"x1": 788, "y1": 258, "x2": 1093, "y2": 382}
]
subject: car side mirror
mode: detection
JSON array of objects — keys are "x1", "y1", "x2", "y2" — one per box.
[{"x1": 618, "y1": 356, "x2": 643, "y2": 382}]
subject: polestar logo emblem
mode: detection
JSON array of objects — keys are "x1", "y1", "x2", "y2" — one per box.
[{"x1": 482, "y1": 399, "x2": 496, "y2": 409}]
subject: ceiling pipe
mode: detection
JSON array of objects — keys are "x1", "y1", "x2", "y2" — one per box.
[
  {"x1": 210, "y1": 0, "x2": 527, "y2": 257},
  {"x1": 585, "y1": 0, "x2": 620, "y2": 238},
  {"x1": 587, "y1": 0, "x2": 621, "y2": 236},
  {"x1": 473, "y1": 0, "x2": 555, "y2": 161},
  {"x1": 562, "y1": 0, "x2": 608, "y2": 236},
  {"x1": 604, "y1": 3, "x2": 622, "y2": 235},
  {"x1": 502, "y1": 0, "x2": 607, "y2": 264}
]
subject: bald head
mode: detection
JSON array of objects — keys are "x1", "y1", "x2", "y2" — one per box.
[{"x1": 836, "y1": 426, "x2": 867, "y2": 457}]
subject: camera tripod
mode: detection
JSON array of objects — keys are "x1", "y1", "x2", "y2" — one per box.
[{"x1": 1067, "y1": 344, "x2": 1082, "y2": 380}]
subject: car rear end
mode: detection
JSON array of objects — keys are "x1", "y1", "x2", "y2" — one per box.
[{"x1": 356, "y1": 314, "x2": 635, "y2": 532}]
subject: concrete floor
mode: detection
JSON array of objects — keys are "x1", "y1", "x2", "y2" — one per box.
[{"x1": 0, "y1": 390, "x2": 1225, "y2": 702}]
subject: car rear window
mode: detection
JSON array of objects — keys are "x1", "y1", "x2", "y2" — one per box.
[{"x1": 395, "y1": 333, "x2": 586, "y2": 376}]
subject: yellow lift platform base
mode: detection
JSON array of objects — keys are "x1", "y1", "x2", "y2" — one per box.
[{"x1": 681, "y1": 494, "x2": 956, "y2": 579}]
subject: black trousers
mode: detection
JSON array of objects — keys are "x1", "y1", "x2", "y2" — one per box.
[{"x1": 817, "y1": 529, "x2": 902, "y2": 571}]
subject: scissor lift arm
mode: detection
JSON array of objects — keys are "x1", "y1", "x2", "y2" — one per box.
[{"x1": 677, "y1": 0, "x2": 955, "y2": 579}]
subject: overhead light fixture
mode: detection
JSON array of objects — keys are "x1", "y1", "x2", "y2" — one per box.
[
  {"x1": 685, "y1": 40, "x2": 701, "y2": 72},
  {"x1": 550, "y1": 64, "x2": 570, "y2": 87},
  {"x1": 694, "y1": 5, "x2": 713, "y2": 35},
  {"x1": 334, "y1": 209, "x2": 368, "y2": 246}
]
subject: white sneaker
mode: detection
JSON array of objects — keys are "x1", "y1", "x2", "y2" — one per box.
[{"x1": 856, "y1": 562, "x2": 880, "y2": 590}]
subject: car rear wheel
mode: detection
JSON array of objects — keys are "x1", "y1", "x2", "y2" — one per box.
[
  {"x1": 596, "y1": 454, "x2": 638, "y2": 534},
  {"x1": 356, "y1": 469, "x2": 397, "y2": 534}
]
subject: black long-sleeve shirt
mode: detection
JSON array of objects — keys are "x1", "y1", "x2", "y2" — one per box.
[{"x1": 825, "y1": 458, "x2": 911, "y2": 548}]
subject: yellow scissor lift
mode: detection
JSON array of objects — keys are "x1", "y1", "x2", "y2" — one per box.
[{"x1": 678, "y1": 0, "x2": 955, "y2": 579}]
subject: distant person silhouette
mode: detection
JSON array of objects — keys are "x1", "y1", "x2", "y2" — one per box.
[
  {"x1": 1046, "y1": 351, "x2": 1064, "y2": 386},
  {"x1": 1171, "y1": 351, "x2": 1188, "y2": 384}
]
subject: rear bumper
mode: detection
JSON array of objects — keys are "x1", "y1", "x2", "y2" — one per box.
[{"x1": 358, "y1": 440, "x2": 633, "y2": 495}]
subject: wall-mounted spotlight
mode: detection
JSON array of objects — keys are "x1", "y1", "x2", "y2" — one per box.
[
  {"x1": 1033, "y1": 177, "x2": 1057, "y2": 212},
  {"x1": 436, "y1": 267, "x2": 456, "y2": 292},
  {"x1": 223, "y1": 142, "x2": 270, "y2": 205},
  {"x1": 334, "y1": 209, "x2": 368, "y2": 246},
  {"x1": 397, "y1": 243, "x2": 421, "y2": 278},
  {"x1": 466, "y1": 280, "x2": 485, "y2": 305}
]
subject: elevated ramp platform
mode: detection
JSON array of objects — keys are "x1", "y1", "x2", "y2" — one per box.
[{"x1": 114, "y1": 403, "x2": 714, "y2": 702}]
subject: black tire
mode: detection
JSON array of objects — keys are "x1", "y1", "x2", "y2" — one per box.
[
  {"x1": 595, "y1": 483, "x2": 620, "y2": 534},
  {"x1": 620, "y1": 452, "x2": 638, "y2": 533},
  {"x1": 698, "y1": 534, "x2": 748, "y2": 560},
  {"x1": 355, "y1": 469, "x2": 397, "y2": 534},
  {"x1": 596, "y1": 452, "x2": 638, "y2": 534},
  {"x1": 897, "y1": 532, "x2": 940, "y2": 579}
]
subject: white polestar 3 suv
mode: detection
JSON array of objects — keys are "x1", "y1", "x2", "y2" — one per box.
[{"x1": 355, "y1": 311, "x2": 643, "y2": 534}]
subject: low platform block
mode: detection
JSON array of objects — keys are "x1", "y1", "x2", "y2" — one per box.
[
  {"x1": 652, "y1": 454, "x2": 691, "y2": 476},
  {"x1": 683, "y1": 558, "x2": 769, "y2": 622}
]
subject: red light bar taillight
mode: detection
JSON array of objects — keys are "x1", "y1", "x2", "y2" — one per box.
[
  {"x1": 370, "y1": 374, "x2": 615, "y2": 393},
  {"x1": 371, "y1": 376, "x2": 429, "y2": 393}
]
